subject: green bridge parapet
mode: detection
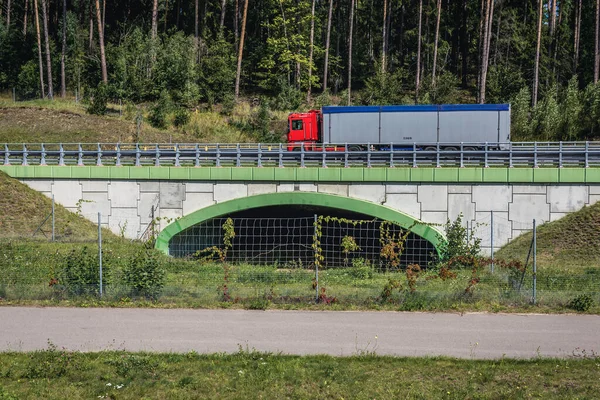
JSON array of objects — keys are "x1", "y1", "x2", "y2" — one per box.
[{"x1": 2, "y1": 165, "x2": 600, "y2": 183}]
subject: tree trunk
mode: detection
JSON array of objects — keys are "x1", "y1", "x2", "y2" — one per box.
[
  {"x1": 23, "y1": 0, "x2": 28, "y2": 36},
  {"x1": 533, "y1": 0, "x2": 543, "y2": 107},
  {"x1": 95, "y1": 0, "x2": 108, "y2": 83},
  {"x1": 194, "y1": 0, "x2": 199, "y2": 61},
  {"x1": 61, "y1": 0, "x2": 66, "y2": 98},
  {"x1": 41, "y1": 0, "x2": 53, "y2": 99},
  {"x1": 164, "y1": 0, "x2": 169, "y2": 32},
  {"x1": 5, "y1": 0, "x2": 10, "y2": 28},
  {"x1": 220, "y1": 0, "x2": 226, "y2": 30},
  {"x1": 347, "y1": 0, "x2": 355, "y2": 105},
  {"x1": 176, "y1": 0, "x2": 180, "y2": 28},
  {"x1": 432, "y1": 0, "x2": 442, "y2": 86},
  {"x1": 234, "y1": 0, "x2": 248, "y2": 99},
  {"x1": 102, "y1": 0, "x2": 105, "y2": 35},
  {"x1": 477, "y1": 0, "x2": 487, "y2": 96},
  {"x1": 460, "y1": 0, "x2": 468, "y2": 87},
  {"x1": 596, "y1": 0, "x2": 600, "y2": 83},
  {"x1": 151, "y1": 0, "x2": 158, "y2": 39},
  {"x1": 89, "y1": 0, "x2": 94, "y2": 51},
  {"x1": 574, "y1": 0, "x2": 582, "y2": 71},
  {"x1": 234, "y1": 0, "x2": 239, "y2": 44},
  {"x1": 33, "y1": 0, "x2": 45, "y2": 98},
  {"x1": 323, "y1": 0, "x2": 333, "y2": 92},
  {"x1": 478, "y1": 0, "x2": 490, "y2": 104},
  {"x1": 307, "y1": 0, "x2": 316, "y2": 102},
  {"x1": 415, "y1": 0, "x2": 422, "y2": 102},
  {"x1": 381, "y1": 0, "x2": 387, "y2": 73}
]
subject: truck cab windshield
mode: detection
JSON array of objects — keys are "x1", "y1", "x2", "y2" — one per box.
[{"x1": 291, "y1": 120, "x2": 303, "y2": 130}]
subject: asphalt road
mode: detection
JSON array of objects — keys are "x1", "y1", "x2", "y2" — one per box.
[{"x1": 1, "y1": 307, "x2": 598, "y2": 359}]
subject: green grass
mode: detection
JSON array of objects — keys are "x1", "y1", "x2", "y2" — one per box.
[
  {"x1": 496, "y1": 202, "x2": 600, "y2": 269},
  {"x1": 0, "y1": 171, "x2": 115, "y2": 240},
  {"x1": 0, "y1": 98, "x2": 285, "y2": 144},
  {"x1": 0, "y1": 349, "x2": 598, "y2": 399}
]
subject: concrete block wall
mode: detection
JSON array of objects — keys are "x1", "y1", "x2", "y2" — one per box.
[{"x1": 19, "y1": 179, "x2": 598, "y2": 252}]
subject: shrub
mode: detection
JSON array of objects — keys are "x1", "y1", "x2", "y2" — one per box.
[
  {"x1": 438, "y1": 214, "x2": 481, "y2": 265},
  {"x1": 567, "y1": 294, "x2": 595, "y2": 312},
  {"x1": 347, "y1": 258, "x2": 374, "y2": 280},
  {"x1": 87, "y1": 82, "x2": 108, "y2": 115},
  {"x1": 61, "y1": 246, "x2": 104, "y2": 296},
  {"x1": 173, "y1": 108, "x2": 191, "y2": 128},
  {"x1": 148, "y1": 90, "x2": 172, "y2": 129},
  {"x1": 123, "y1": 249, "x2": 166, "y2": 300}
]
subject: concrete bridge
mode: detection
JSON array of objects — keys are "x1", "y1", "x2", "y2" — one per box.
[{"x1": 1, "y1": 165, "x2": 599, "y2": 255}]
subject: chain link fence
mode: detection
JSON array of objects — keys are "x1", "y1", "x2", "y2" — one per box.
[{"x1": 1, "y1": 201, "x2": 599, "y2": 310}]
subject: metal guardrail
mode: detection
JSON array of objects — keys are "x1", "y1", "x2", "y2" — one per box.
[{"x1": 2, "y1": 142, "x2": 600, "y2": 168}]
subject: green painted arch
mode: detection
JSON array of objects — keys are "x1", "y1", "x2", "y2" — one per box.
[{"x1": 155, "y1": 192, "x2": 446, "y2": 256}]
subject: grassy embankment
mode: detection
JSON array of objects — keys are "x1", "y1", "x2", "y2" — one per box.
[
  {"x1": 0, "y1": 98, "x2": 288, "y2": 144},
  {"x1": 0, "y1": 349, "x2": 599, "y2": 399}
]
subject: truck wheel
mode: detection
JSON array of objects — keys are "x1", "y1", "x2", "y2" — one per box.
[
  {"x1": 424, "y1": 146, "x2": 437, "y2": 151},
  {"x1": 349, "y1": 145, "x2": 362, "y2": 152},
  {"x1": 445, "y1": 147, "x2": 458, "y2": 152}
]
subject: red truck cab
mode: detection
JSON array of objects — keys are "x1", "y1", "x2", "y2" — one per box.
[{"x1": 287, "y1": 110, "x2": 321, "y2": 150}]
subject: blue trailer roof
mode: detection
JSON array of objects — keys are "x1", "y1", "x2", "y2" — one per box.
[{"x1": 321, "y1": 104, "x2": 510, "y2": 114}]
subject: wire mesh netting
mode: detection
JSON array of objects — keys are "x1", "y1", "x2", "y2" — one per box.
[{"x1": 169, "y1": 216, "x2": 437, "y2": 269}]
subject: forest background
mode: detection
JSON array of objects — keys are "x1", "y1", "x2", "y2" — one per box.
[{"x1": 1, "y1": 0, "x2": 600, "y2": 141}]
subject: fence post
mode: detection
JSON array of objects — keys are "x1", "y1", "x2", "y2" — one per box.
[
  {"x1": 532, "y1": 219, "x2": 537, "y2": 305},
  {"x1": 52, "y1": 195, "x2": 55, "y2": 241},
  {"x1": 13, "y1": 88, "x2": 16, "y2": 102},
  {"x1": 98, "y1": 212, "x2": 103, "y2": 297},
  {"x1": 490, "y1": 210, "x2": 494, "y2": 273},
  {"x1": 314, "y1": 214, "x2": 319, "y2": 302}
]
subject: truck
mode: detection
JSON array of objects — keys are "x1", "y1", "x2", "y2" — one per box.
[{"x1": 287, "y1": 104, "x2": 511, "y2": 151}]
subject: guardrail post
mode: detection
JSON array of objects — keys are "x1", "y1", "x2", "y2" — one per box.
[
  {"x1": 585, "y1": 141, "x2": 589, "y2": 168},
  {"x1": 40, "y1": 143, "x2": 46, "y2": 166},
  {"x1": 278, "y1": 143, "x2": 284, "y2": 168},
  {"x1": 436, "y1": 143, "x2": 440, "y2": 168},
  {"x1": 155, "y1": 144, "x2": 161, "y2": 167},
  {"x1": 175, "y1": 144, "x2": 181, "y2": 167},
  {"x1": 258, "y1": 143, "x2": 263, "y2": 167},
  {"x1": 460, "y1": 142, "x2": 464, "y2": 168},
  {"x1": 135, "y1": 143, "x2": 141, "y2": 167},
  {"x1": 321, "y1": 144, "x2": 327, "y2": 168},
  {"x1": 77, "y1": 144, "x2": 84, "y2": 166},
  {"x1": 115, "y1": 144, "x2": 121, "y2": 166},
  {"x1": 195, "y1": 144, "x2": 200, "y2": 167},
  {"x1": 533, "y1": 142, "x2": 538, "y2": 168},
  {"x1": 96, "y1": 143, "x2": 103, "y2": 166},
  {"x1": 344, "y1": 143, "x2": 349, "y2": 168},
  {"x1": 3, "y1": 144, "x2": 9, "y2": 166},
  {"x1": 59, "y1": 143, "x2": 65, "y2": 166},
  {"x1": 484, "y1": 142, "x2": 489, "y2": 168},
  {"x1": 367, "y1": 143, "x2": 372, "y2": 168},
  {"x1": 216, "y1": 144, "x2": 221, "y2": 167},
  {"x1": 300, "y1": 144, "x2": 305, "y2": 168},
  {"x1": 412, "y1": 143, "x2": 417, "y2": 168},
  {"x1": 558, "y1": 141, "x2": 563, "y2": 168},
  {"x1": 22, "y1": 144, "x2": 28, "y2": 166},
  {"x1": 509, "y1": 143, "x2": 514, "y2": 168},
  {"x1": 389, "y1": 142, "x2": 394, "y2": 168},
  {"x1": 236, "y1": 144, "x2": 241, "y2": 167}
]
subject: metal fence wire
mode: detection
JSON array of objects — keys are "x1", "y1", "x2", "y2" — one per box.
[
  {"x1": 2, "y1": 205, "x2": 600, "y2": 308},
  {"x1": 168, "y1": 216, "x2": 437, "y2": 269}
]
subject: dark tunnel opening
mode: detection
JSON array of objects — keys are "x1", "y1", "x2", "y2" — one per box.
[{"x1": 168, "y1": 205, "x2": 438, "y2": 269}]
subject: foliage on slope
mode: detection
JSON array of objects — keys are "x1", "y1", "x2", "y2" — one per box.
[
  {"x1": 496, "y1": 202, "x2": 600, "y2": 268},
  {"x1": 0, "y1": 170, "x2": 109, "y2": 241}
]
